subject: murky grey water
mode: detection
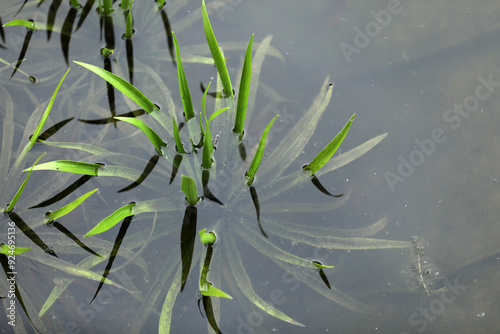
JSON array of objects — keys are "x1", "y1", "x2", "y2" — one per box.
[{"x1": 1, "y1": 0, "x2": 500, "y2": 333}]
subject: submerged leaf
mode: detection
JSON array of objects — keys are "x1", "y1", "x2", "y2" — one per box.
[{"x1": 181, "y1": 175, "x2": 199, "y2": 206}]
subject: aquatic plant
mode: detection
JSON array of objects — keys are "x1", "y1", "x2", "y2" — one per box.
[{"x1": 0, "y1": 1, "x2": 412, "y2": 332}]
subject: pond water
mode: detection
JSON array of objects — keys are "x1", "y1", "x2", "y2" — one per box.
[{"x1": 1, "y1": 0, "x2": 500, "y2": 333}]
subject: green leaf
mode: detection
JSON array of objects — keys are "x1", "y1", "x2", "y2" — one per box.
[
  {"x1": 313, "y1": 261, "x2": 334, "y2": 270},
  {"x1": 304, "y1": 113, "x2": 355, "y2": 175},
  {"x1": 159, "y1": 266, "x2": 182, "y2": 334},
  {"x1": 6, "y1": 153, "x2": 45, "y2": 213},
  {"x1": 226, "y1": 235, "x2": 302, "y2": 325},
  {"x1": 202, "y1": 0, "x2": 233, "y2": 98},
  {"x1": 0, "y1": 245, "x2": 31, "y2": 255},
  {"x1": 181, "y1": 175, "x2": 199, "y2": 206},
  {"x1": 262, "y1": 78, "x2": 332, "y2": 179},
  {"x1": 46, "y1": 189, "x2": 98, "y2": 223},
  {"x1": 114, "y1": 116, "x2": 167, "y2": 155},
  {"x1": 24, "y1": 160, "x2": 104, "y2": 176},
  {"x1": 101, "y1": 47, "x2": 113, "y2": 57},
  {"x1": 26, "y1": 69, "x2": 70, "y2": 152},
  {"x1": 208, "y1": 107, "x2": 230, "y2": 123},
  {"x1": 85, "y1": 202, "x2": 136, "y2": 237},
  {"x1": 246, "y1": 115, "x2": 279, "y2": 185},
  {"x1": 125, "y1": 8, "x2": 133, "y2": 39},
  {"x1": 170, "y1": 114, "x2": 186, "y2": 154},
  {"x1": 202, "y1": 122, "x2": 213, "y2": 169},
  {"x1": 199, "y1": 229, "x2": 216, "y2": 245},
  {"x1": 200, "y1": 283, "x2": 232, "y2": 299},
  {"x1": 315, "y1": 133, "x2": 388, "y2": 177},
  {"x1": 199, "y1": 244, "x2": 232, "y2": 299},
  {"x1": 73, "y1": 61, "x2": 158, "y2": 113},
  {"x1": 100, "y1": 0, "x2": 114, "y2": 15},
  {"x1": 172, "y1": 31, "x2": 195, "y2": 121},
  {"x1": 3, "y1": 19, "x2": 37, "y2": 29},
  {"x1": 233, "y1": 34, "x2": 254, "y2": 138}
]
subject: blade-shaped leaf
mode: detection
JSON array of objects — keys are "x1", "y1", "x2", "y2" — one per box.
[
  {"x1": 25, "y1": 68, "x2": 70, "y2": 152},
  {"x1": 181, "y1": 175, "x2": 199, "y2": 206},
  {"x1": 85, "y1": 202, "x2": 136, "y2": 237},
  {"x1": 202, "y1": 0, "x2": 233, "y2": 98},
  {"x1": 172, "y1": 31, "x2": 195, "y2": 121},
  {"x1": 159, "y1": 266, "x2": 182, "y2": 334},
  {"x1": 181, "y1": 206, "x2": 197, "y2": 291},
  {"x1": 46, "y1": 188, "x2": 98, "y2": 222},
  {"x1": 114, "y1": 116, "x2": 167, "y2": 155},
  {"x1": 202, "y1": 122, "x2": 213, "y2": 169},
  {"x1": 262, "y1": 77, "x2": 331, "y2": 178},
  {"x1": 233, "y1": 34, "x2": 254, "y2": 138},
  {"x1": 74, "y1": 61, "x2": 158, "y2": 113},
  {"x1": 24, "y1": 160, "x2": 104, "y2": 176},
  {"x1": 246, "y1": 114, "x2": 278, "y2": 185},
  {"x1": 171, "y1": 114, "x2": 186, "y2": 153},
  {"x1": 226, "y1": 234, "x2": 303, "y2": 326},
  {"x1": 3, "y1": 19, "x2": 55, "y2": 31},
  {"x1": 199, "y1": 243, "x2": 232, "y2": 299},
  {"x1": 316, "y1": 133, "x2": 388, "y2": 177},
  {"x1": 0, "y1": 245, "x2": 31, "y2": 255},
  {"x1": 199, "y1": 228, "x2": 216, "y2": 245},
  {"x1": 5, "y1": 152, "x2": 45, "y2": 213},
  {"x1": 304, "y1": 113, "x2": 355, "y2": 175}
]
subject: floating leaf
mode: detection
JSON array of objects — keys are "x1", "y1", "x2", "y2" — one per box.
[
  {"x1": 199, "y1": 229, "x2": 216, "y2": 245},
  {"x1": 0, "y1": 245, "x2": 31, "y2": 255},
  {"x1": 304, "y1": 113, "x2": 355, "y2": 175},
  {"x1": 84, "y1": 202, "x2": 136, "y2": 237},
  {"x1": 312, "y1": 261, "x2": 334, "y2": 270},
  {"x1": 24, "y1": 160, "x2": 104, "y2": 176}
]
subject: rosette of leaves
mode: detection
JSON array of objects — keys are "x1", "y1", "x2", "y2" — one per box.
[{"x1": 0, "y1": 1, "x2": 413, "y2": 332}]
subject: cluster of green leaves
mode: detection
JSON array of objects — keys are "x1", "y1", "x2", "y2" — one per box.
[{"x1": 0, "y1": 1, "x2": 414, "y2": 333}]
